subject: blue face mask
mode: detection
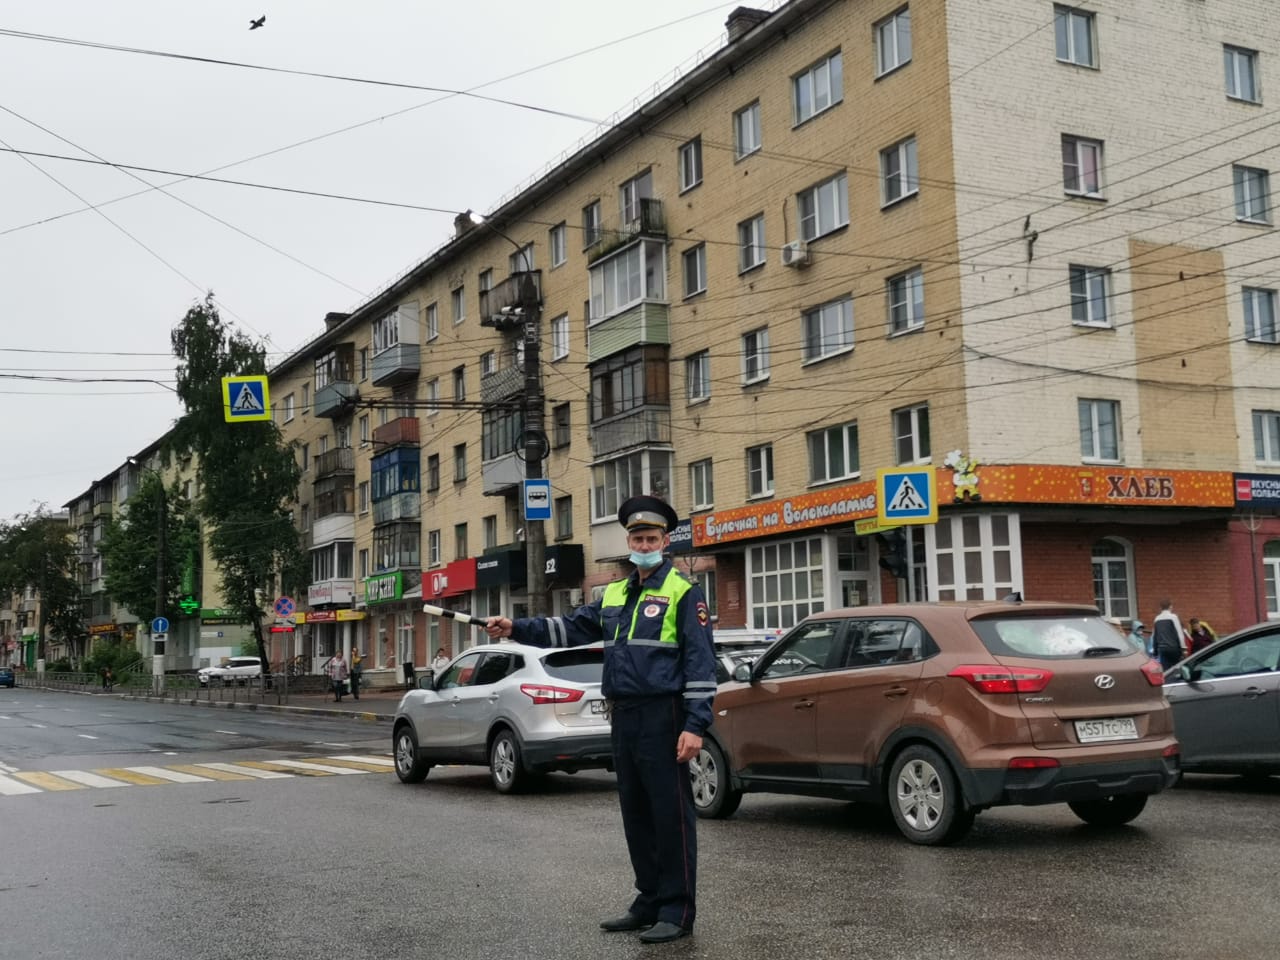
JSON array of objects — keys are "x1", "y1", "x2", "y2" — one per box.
[{"x1": 629, "y1": 550, "x2": 663, "y2": 570}]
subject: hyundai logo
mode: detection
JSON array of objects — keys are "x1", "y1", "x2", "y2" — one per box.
[{"x1": 1094, "y1": 674, "x2": 1116, "y2": 689}]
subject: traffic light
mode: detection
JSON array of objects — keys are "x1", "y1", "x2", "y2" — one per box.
[{"x1": 876, "y1": 529, "x2": 908, "y2": 579}]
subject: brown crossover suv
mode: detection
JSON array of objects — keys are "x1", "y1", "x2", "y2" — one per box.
[{"x1": 691, "y1": 601, "x2": 1179, "y2": 845}]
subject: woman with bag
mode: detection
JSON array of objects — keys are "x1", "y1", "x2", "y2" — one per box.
[{"x1": 327, "y1": 652, "x2": 349, "y2": 702}]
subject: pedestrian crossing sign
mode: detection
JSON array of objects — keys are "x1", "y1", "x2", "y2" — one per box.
[
  {"x1": 221, "y1": 375, "x2": 271, "y2": 423},
  {"x1": 877, "y1": 467, "x2": 937, "y2": 526}
]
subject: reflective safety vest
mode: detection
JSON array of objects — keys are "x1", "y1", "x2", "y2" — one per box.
[{"x1": 599, "y1": 566, "x2": 695, "y2": 699}]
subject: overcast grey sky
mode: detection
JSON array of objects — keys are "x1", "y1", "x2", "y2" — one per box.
[{"x1": 0, "y1": 0, "x2": 748, "y2": 520}]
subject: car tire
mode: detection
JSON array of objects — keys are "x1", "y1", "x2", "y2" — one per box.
[
  {"x1": 489, "y1": 728, "x2": 527, "y2": 794},
  {"x1": 1068, "y1": 793, "x2": 1148, "y2": 827},
  {"x1": 887, "y1": 745, "x2": 974, "y2": 846},
  {"x1": 691, "y1": 739, "x2": 742, "y2": 819},
  {"x1": 393, "y1": 724, "x2": 431, "y2": 784}
]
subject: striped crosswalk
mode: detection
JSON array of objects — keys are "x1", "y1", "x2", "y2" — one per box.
[{"x1": 0, "y1": 754, "x2": 395, "y2": 797}]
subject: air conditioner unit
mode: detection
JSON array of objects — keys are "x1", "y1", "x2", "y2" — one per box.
[{"x1": 780, "y1": 240, "x2": 810, "y2": 268}]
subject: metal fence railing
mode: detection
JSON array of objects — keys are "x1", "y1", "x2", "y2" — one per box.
[{"x1": 15, "y1": 670, "x2": 334, "y2": 704}]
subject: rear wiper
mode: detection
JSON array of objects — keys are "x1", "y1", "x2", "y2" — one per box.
[{"x1": 1084, "y1": 646, "x2": 1123, "y2": 656}]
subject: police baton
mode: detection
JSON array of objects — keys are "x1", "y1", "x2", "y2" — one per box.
[{"x1": 422, "y1": 603, "x2": 491, "y2": 632}]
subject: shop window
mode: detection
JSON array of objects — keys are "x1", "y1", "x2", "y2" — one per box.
[
  {"x1": 1091, "y1": 537, "x2": 1134, "y2": 620},
  {"x1": 928, "y1": 513, "x2": 1021, "y2": 601},
  {"x1": 1265, "y1": 540, "x2": 1280, "y2": 618},
  {"x1": 749, "y1": 536, "x2": 826, "y2": 630}
]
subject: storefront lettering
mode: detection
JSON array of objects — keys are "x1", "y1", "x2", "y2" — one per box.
[
  {"x1": 1106, "y1": 475, "x2": 1174, "y2": 500},
  {"x1": 701, "y1": 493, "x2": 877, "y2": 544},
  {"x1": 366, "y1": 575, "x2": 401, "y2": 603}
]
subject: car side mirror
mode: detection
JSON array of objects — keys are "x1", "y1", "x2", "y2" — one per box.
[
  {"x1": 732, "y1": 662, "x2": 753, "y2": 683},
  {"x1": 1178, "y1": 664, "x2": 1195, "y2": 684},
  {"x1": 417, "y1": 675, "x2": 435, "y2": 691}
]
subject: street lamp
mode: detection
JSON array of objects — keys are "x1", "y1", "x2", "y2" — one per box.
[{"x1": 467, "y1": 212, "x2": 549, "y2": 617}]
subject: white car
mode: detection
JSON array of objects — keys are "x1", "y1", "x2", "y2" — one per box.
[{"x1": 198, "y1": 656, "x2": 263, "y2": 686}]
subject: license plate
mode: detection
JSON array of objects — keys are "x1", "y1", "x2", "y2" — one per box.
[
  {"x1": 1074, "y1": 717, "x2": 1139, "y2": 743},
  {"x1": 589, "y1": 700, "x2": 607, "y2": 715}
]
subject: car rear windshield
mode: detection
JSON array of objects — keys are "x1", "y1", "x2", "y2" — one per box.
[
  {"x1": 970, "y1": 616, "x2": 1130, "y2": 659},
  {"x1": 542, "y1": 648, "x2": 604, "y2": 682}
]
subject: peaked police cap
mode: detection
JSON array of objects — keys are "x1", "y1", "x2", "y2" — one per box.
[{"x1": 618, "y1": 495, "x2": 678, "y2": 532}]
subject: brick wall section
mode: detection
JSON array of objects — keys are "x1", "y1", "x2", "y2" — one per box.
[{"x1": 1226, "y1": 517, "x2": 1280, "y2": 629}]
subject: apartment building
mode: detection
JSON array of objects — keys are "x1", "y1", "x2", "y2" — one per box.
[{"x1": 269, "y1": 0, "x2": 1280, "y2": 673}]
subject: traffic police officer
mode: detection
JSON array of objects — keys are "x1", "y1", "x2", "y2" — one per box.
[{"x1": 485, "y1": 495, "x2": 716, "y2": 943}]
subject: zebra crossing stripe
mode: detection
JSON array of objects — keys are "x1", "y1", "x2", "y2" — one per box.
[
  {"x1": 169, "y1": 763, "x2": 253, "y2": 781},
  {"x1": 0, "y1": 775, "x2": 42, "y2": 795},
  {"x1": 196, "y1": 762, "x2": 292, "y2": 780},
  {"x1": 49, "y1": 770, "x2": 129, "y2": 788},
  {"x1": 11, "y1": 771, "x2": 85, "y2": 791},
  {"x1": 124, "y1": 766, "x2": 213, "y2": 784},
  {"x1": 269, "y1": 759, "x2": 364, "y2": 775},
  {"x1": 329, "y1": 755, "x2": 396, "y2": 768},
  {"x1": 95, "y1": 768, "x2": 178, "y2": 786}
]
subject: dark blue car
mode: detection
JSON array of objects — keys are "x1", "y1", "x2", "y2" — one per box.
[{"x1": 0, "y1": 665, "x2": 15, "y2": 688}]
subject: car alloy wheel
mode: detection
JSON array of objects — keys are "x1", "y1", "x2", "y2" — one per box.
[
  {"x1": 887, "y1": 744, "x2": 974, "y2": 845},
  {"x1": 690, "y1": 739, "x2": 742, "y2": 819},
  {"x1": 489, "y1": 728, "x2": 526, "y2": 794},
  {"x1": 393, "y1": 724, "x2": 430, "y2": 783},
  {"x1": 895, "y1": 757, "x2": 945, "y2": 832}
]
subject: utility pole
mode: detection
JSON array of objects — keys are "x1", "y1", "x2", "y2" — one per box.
[
  {"x1": 154, "y1": 480, "x2": 167, "y2": 657},
  {"x1": 520, "y1": 269, "x2": 548, "y2": 617}
]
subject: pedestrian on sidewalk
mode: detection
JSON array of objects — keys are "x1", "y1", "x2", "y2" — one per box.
[
  {"x1": 1186, "y1": 618, "x2": 1217, "y2": 656},
  {"x1": 431, "y1": 647, "x2": 450, "y2": 676},
  {"x1": 327, "y1": 652, "x2": 349, "y2": 702},
  {"x1": 349, "y1": 648, "x2": 363, "y2": 700},
  {"x1": 1152, "y1": 599, "x2": 1189, "y2": 671}
]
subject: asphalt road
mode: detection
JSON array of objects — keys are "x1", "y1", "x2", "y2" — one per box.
[{"x1": 2, "y1": 688, "x2": 1277, "y2": 960}]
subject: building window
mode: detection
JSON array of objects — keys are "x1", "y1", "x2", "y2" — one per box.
[
  {"x1": 282, "y1": 393, "x2": 295, "y2": 423},
  {"x1": 1233, "y1": 165, "x2": 1271, "y2": 223},
  {"x1": 359, "y1": 414, "x2": 369, "y2": 445},
  {"x1": 478, "y1": 268, "x2": 493, "y2": 293},
  {"x1": 451, "y1": 287, "x2": 465, "y2": 324},
  {"x1": 425, "y1": 302, "x2": 439, "y2": 341},
  {"x1": 880, "y1": 137, "x2": 918, "y2": 206},
  {"x1": 480, "y1": 351, "x2": 495, "y2": 377},
  {"x1": 453, "y1": 443, "x2": 468, "y2": 482},
  {"x1": 482, "y1": 406, "x2": 524, "y2": 462},
  {"x1": 1079, "y1": 398, "x2": 1121, "y2": 462},
  {"x1": 425, "y1": 378, "x2": 440, "y2": 417},
  {"x1": 887, "y1": 268, "x2": 925, "y2": 334},
  {"x1": 299, "y1": 442, "x2": 309, "y2": 474},
  {"x1": 591, "y1": 450, "x2": 670, "y2": 522},
  {"x1": 426, "y1": 454, "x2": 440, "y2": 492},
  {"x1": 689, "y1": 459, "x2": 714, "y2": 510},
  {"x1": 553, "y1": 403, "x2": 571, "y2": 448},
  {"x1": 589, "y1": 345, "x2": 669, "y2": 421},
  {"x1": 750, "y1": 536, "x2": 825, "y2": 630},
  {"x1": 794, "y1": 51, "x2": 843, "y2": 124},
  {"x1": 875, "y1": 6, "x2": 912, "y2": 77},
  {"x1": 555, "y1": 496, "x2": 573, "y2": 539},
  {"x1": 455, "y1": 523, "x2": 468, "y2": 560},
  {"x1": 358, "y1": 480, "x2": 369, "y2": 514},
  {"x1": 550, "y1": 313, "x2": 570, "y2": 363},
  {"x1": 359, "y1": 347, "x2": 369, "y2": 381},
  {"x1": 1062, "y1": 135, "x2": 1104, "y2": 197},
  {"x1": 452, "y1": 366, "x2": 465, "y2": 401},
  {"x1": 894, "y1": 403, "x2": 931, "y2": 464},
  {"x1": 1054, "y1": 5, "x2": 1096, "y2": 68},
  {"x1": 734, "y1": 101, "x2": 762, "y2": 158},
  {"x1": 682, "y1": 245, "x2": 707, "y2": 298},
  {"x1": 509, "y1": 244, "x2": 535, "y2": 274},
  {"x1": 428, "y1": 529, "x2": 441, "y2": 566},
  {"x1": 692, "y1": 569, "x2": 717, "y2": 617},
  {"x1": 358, "y1": 548, "x2": 368, "y2": 579},
  {"x1": 798, "y1": 172, "x2": 849, "y2": 241},
  {"x1": 929, "y1": 513, "x2": 1020, "y2": 602},
  {"x1": 1091, "y1": 537, "x2": 1134, "y2": 621},
  {"x1": 738, "y1": 214, "x2": 766, "y2": 272},
  {"x1": 1264, "y1": 540, "x2": 1280, "y2": 617},
  {"x1": 1069, "y1": 265, "x2": 1111, "y2": 327},
  {"x1": 747, "y1": 444, "x2": 774, "y2": 498},
  {"x1": 550, "y1": 223, "x2": 567, "y2": 267},
  {"x1": 802, "y1": 296, "x2": 854, "y2": 363},
  {"x1": 583, "y1": 200, "x2": 602, "y2": 248},
  {"x1": 741, "y1": 327, "x2": 770, "y2": 384},
  {"x1": 619, "y1": 170, "x2": 653, "y2": 225},
  {"x1": 588, "y1": 240, "x2": 666, "y2": 322},
  {"x1": 300, "y1": 504, "x2": 310, "y2": 532},
  {"x1": 808, "y1": 421, "x2": 859, "y2": 483},
  {"x1": 679, "y1": 137, "x2": 702, "y2": 192},
  {"x1": 1254, "y1": 410, "x2": 1280, "y2": 464},
  {"x1": 686, "y1": 350, "x2": 711, "y2": 402},
  {"x1": 1225, "y1": 44, "x2": 1261, "y2": 103},
  {"x1": 1245, "y1": 287, "x2": 1278, "y2": 343},
  {"x1": 301, "y1": 383, "x2": 309, "y2": 413}
]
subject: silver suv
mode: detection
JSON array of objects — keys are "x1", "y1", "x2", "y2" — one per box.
[{"x1": 392, "y1": 642, "x2": 611, "y2": 793}]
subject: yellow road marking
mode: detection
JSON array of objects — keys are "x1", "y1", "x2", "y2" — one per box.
[
  {"x1": 169, "y1": 763, "x2": 254, "y2": 781},
  {"x1": 235, "y1": 759, "x2": 331, "y2": 777},
  {"x1": 11, "y1": 771, "x2": 85, "y2": 791},
  {"x1": 95, "y1": 768, "x2": 174, "y2": 786},
  {"x1": 302, "y1": 757, "x2": 392, "y2": 772}
]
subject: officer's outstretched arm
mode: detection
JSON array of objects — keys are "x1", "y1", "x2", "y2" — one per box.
[{"x1": 488, "y1": 598, "x2": 606, "y2": 648}]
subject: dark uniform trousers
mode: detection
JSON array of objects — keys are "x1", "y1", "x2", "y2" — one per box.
[{"x1": 611, "y1": 693, "x2": 698, "y2": 930}]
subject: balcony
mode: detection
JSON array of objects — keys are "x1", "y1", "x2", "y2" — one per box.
[
  {"x1": 315, "y1": 447, "x2": 355, "y2": 478},
  {"x1": 314, "y1": 343, "x2": 356, "y2": 418},
  {"x1": 590, "y1": 405, "x2": 672, "y2": 459},
  {"x1": 586, "y1": 198, "x2": 666, "y2": 265},
  {"x1": 372, "y1": 417, "x2": 420, "y2": 448},
  {"x1": 19, "y1": 597, "x2": 37, "y2": 613},
  {"x1": 371, "y1": 343, "x2": 420, "y2": 385},
  {"x1": 480, "y1": 271, "x2": 542, "y2": 330},
  {"x1": 92, "y1": 499, "x2": 112, "y2": 521},
  {"x1": 482, "y1": 450, "x2": 524, "y2": 496},
  {"x1": 587, "y1": 303, "x2": 670, "y2": 364},
  {"x1": 481, "y1": 364, "x2": 524, "y2": 405},
  {"x1": 373, "y1": 492, "x2": 421, "y2": 525},
  {"x1": 314, "y1": 481, "x2": 354, "y2": 523}
]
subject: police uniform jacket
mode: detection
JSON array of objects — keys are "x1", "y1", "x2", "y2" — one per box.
[{"x1": 509, "y1": 557, "x2": 717, "y2": 736}]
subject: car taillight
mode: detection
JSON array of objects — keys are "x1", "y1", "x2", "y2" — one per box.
[
  {"x1": 519, "y1": 683, "x2": 584, "y2": 705},
  {"x1": 1008, "y1": 757, "x2": 1060, "y2": 770},
  {"x1": 948, "y1": 664, "x2": 1054, "y2": 694},
  {"x1": 1162, "y1": 743, "x2": 1179, "y2": 758},
  {"x1": 1140, "y1": 660, "x2": 1165, "y2": 686}
]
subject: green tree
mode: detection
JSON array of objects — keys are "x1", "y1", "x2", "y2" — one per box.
[
  {"x1": 0, "y1": 508, "x2": 84, "y2": 662},
  {"x1": 99, "y1": 471, "x2": 201, "y2": 630},
  {"x1": 170, "y1": 295, "x2": 306, "y2": 671}
]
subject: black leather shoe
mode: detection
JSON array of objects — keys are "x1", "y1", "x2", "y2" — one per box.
[
  {"x1": 638, "y1": 921, "x2": 690, "y2": 944},
  {"x1": 600, "y1": 913, "x2": 651, "y2": 932}
]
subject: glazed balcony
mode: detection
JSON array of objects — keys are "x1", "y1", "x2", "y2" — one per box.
[
  {"x1": 314, "y1": 343, "x2": 357, "y2": 418},
  {"x1": 480, "y1": 271, "x2": 542, "y2": 331},
  {"x1": 372, "y1": 417, "x2": 420, "y2": 448},
  {"x1": 589, "y1": 405, "x2": 672, "y2": 459}
]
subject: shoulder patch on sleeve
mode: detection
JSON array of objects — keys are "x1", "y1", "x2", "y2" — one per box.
[{"x1": 696, "y1": 601, "x2": 710, "y2": 626}]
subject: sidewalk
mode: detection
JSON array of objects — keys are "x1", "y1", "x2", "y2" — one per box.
[{"x1": 92, "y1": 682, "x2": 408, "y2": 722}]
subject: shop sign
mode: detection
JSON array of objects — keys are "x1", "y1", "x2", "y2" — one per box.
[
  {"x1": 424, "y1": 558, "x2": 477, "y2": 599},
  {"x1": 477, "y1": 549, "x2": 526, "y2": 589},
  {"x1": 667, "y1": 519, "x2": 693, "y2": 554},
  {"x1": 693, "y1": 480, "x2": 878, "y2": 547},
  {"x1": 544, "y1": 543, "x2": 585, "y2": 581},
  {"x1": 364, "y1": 571, "x2": 404, "y2": 604},
  {"x1": 940, "y1": 464, "x2": 1235, "y2": 508},
  {"x1": 308, "y1": 579, "x2": 354, "y2": 606},
  {"x1": 88, "y1": 623, "x2": 118, "y2": 635},
  {"x1": 1235, "y1": 473, "x2": 1280, "y2": 507}
]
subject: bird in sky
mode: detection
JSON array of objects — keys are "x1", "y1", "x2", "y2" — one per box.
[{"x1": 249, "y1": 15, "x2": 266, "y2": 30}]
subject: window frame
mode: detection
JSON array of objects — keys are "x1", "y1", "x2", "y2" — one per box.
[
  {"x1": 1091, "y1": 536, "x2": 1135, "y2": 621},
  {"x1": 425, "y1": 302, "x2": 439, "y2": 341},
  {"x1": 549, "y1": 223, "x2": 567, "y2": 268},
  {"x1": 682, "y1": 244, "x2": 707, "y2": 298},
  {"x1": 453, "y1": 442, "x2": 468, "y2": 482},
  {"x1": 550, "y1": 313, "x2": 570, "y2": 361},
  {"x1": 880, "y1": 136, "x2": 919, "y2": 207},
  {"x1": 427, "y1": 529, "x2": 442, "y2": 567},
  {"x1": 1233, "y1": 164, "x2": 1271, "y2": 224},
  {"x1": 1253, "y1": 410, "x2": 1280, "y2": 465},
  {"x1": 1244, "y1": 286, "x2": 1279, "y2": 343},
  {"x1": 555, "y1": 495, "x2": 573, "y2": 540},
  {"x1": 582, "y1": 200, "x2": 602, "y2": 249},
  {"x1": 587, "y1": 239, "x2": 667, "y2": 324},
  {"x1": 1079, "y1": 397, "x2": 1122, "y2": 463},
  {"x1": 746, "y1": 444, "x2": 775, "y2": 498},
  {"x1": 798, "y1": 172, "x2": 850, "y2": 241},
  {"x1": 1069, "y1": 264, "x2": 1112, "y2": 328},
  {"x1": 741, "y1": 327, "x2": 770, "y2": 385},
  {"x1": 686, "y1": 349, "x2": 711, "y2": 403},
  {"x1": 1062, "y1": 135, "x2": 1104, "y2": 198},
  {"x1": 874, "y1": 6, "x2": 912, "y2": 78},
  {"x1": 808, "y1": 420, "x2": 860, "y2": 484},
  {"x1": 450, "y1": 287, "x2": 465, "y2": 324},
  {"x1": 887, "y1": 267, "x2": 925, "y2": 335},
  {"x1": 793, "y1": 50, "x2": 843, "y2": 125},
  {"x1": 552, "y1": 402, "x2": 571, "y2": 448},
  {"x1": 689, "y1": 458, "x2": 714, "y2": 510},
  {"x1": 802, "y1": 296, "x2": 854, "y2": 364},
  {"x1": 1224, "y1": 44, "x2": 1261, "y2": 103},
  {"x1": 679, "y1": 137, "x2": 703, "y2": 192},
  {"x1": 1053, "y1": 5, "x2": 1097, "y2": 69},
  {"x1": 738, "y1": 214, "x2": 766, "y2": 273},
  {"x1": 734, "y1": 101, "x2": 762, "y2": 159},
  {"x1": 619, "y1": 170, "x2": 653, "y2": 225},
  {"x1": 893, "y1": 403, "x2": 931, "y2": 465}
]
